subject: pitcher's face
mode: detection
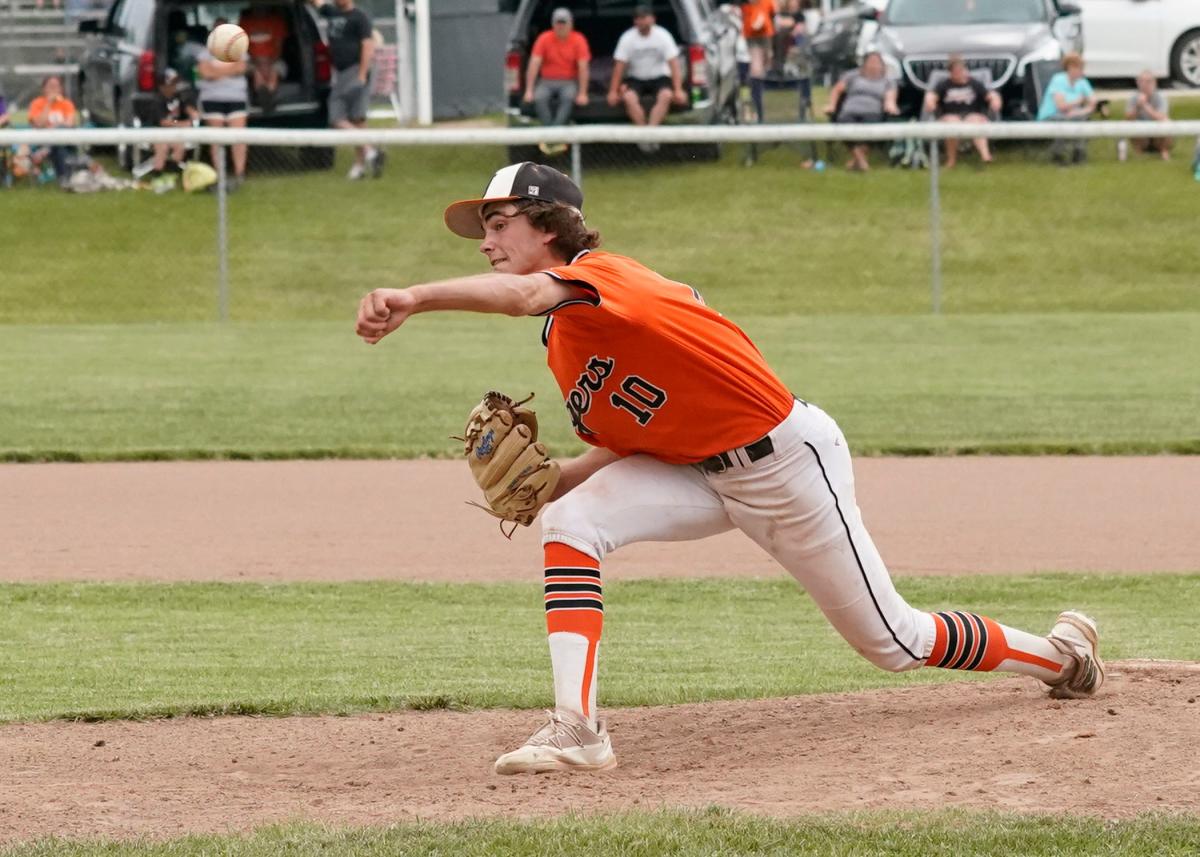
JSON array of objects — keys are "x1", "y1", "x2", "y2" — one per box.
[{"x1": 478, "y1": 203, "x2": 555, "y2": 275}]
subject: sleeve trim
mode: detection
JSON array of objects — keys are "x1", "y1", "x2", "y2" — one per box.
[{"x1": 534, "y1": 271, "x2": 602, "y2": 316}]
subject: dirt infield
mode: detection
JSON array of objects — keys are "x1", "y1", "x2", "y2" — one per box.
[
  {"x1": 3, "y1": 456, "x2": 1198, "y2": 582},
  {"x1": 3, "y1": 456, "x2": 1198, "y2": 842},
  {"x1": 2, "y1": 662, "x2": 1197, "y2": 842}
]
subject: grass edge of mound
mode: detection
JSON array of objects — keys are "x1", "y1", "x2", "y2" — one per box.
[
  {"x1": 5, "y1": 438, "x2": 1200, "y2": 462},
  {"x1": 4, "y1": 808, "x2": 1200, "y2": 856}
]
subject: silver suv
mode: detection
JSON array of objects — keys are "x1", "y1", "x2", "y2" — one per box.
[{"x1": 867, "y1": 0, "x2": 1083, "y2": 119}]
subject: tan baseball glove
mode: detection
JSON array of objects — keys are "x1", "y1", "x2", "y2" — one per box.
[{"x1": 459, "y1": 391, "x2": 561, "y2": 534}]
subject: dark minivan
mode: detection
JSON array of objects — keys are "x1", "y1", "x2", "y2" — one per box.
[
  {"x1": 500, "y1": 0, "x2": 741, "y2": 159},
  {"x1": 78, "y1": 0, "x2": 333, "y2": 166}
]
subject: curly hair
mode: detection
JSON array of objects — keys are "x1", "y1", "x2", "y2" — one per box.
[{"x1": 512, "y1": 199, "x2": 601, "y2": 261}]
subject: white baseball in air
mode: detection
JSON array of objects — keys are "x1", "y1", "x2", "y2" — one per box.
[{"x1": 207, "y1": 23, "x2": 249, "y2": 62}]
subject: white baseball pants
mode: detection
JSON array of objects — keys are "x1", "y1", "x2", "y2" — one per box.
[{"x1": 541, "y1": 400, "x2": 936, "y2": 672}]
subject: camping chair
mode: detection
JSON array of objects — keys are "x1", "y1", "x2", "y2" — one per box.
[
  {"x1": 371, "y1": 44, "x2": 401, "y2": 121},
  {"x1": 819, "y1": 87, "x2": 911, "y2": 169},
  {"x1": 127, "y1": 112, "x2": 202, "y2": 178}
]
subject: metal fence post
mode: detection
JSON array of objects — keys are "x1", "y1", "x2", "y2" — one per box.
[
  {"x1": 570, "y1": 142, "x2": 583, "y2": 192},
  {"x1": 215, "y1": 144, "x2": 230, "y2": 322},
  {"x1": 929, "y1": 139, "x2": 942, "y2": 315}
]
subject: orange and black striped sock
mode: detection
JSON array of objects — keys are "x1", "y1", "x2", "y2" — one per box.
[
  {"x1": 926, "y1": 611, "x2": 1070, "y2": 683},
  {"x1": 544, "y1": 541, "x2": 603, "y2": 726}
]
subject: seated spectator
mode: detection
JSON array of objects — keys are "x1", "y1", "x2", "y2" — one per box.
[
  {"x1": 197, "y1": 19, "x2": 249, "y2": 191},
  {"x1": 923, "y1": 55, "x2": 1001, "y2": 169},
  {"x1": 28, "y1": 75, "x2": 79, "y2": 182},
  {"x1": 1036, "y1": 52, "x2": 1096, "y2": 165},
  {"x1": 1123, "y1": 70, "x2": 1171, "y2": 161},
  {"x1": 0, "y1": 87, "x2": 10, "y2": 128},
  {"x1": 523, "y1": 7, "x2": 590, "y2": 156},
  {"x1": 239, "y1": 4, "x2": 290, "y2": 112},
  {"x1": 824, "y1": 51, "x2": 899, "y2": 172},
  {"x1": 147, "y1": 69, "x2": 200, "y2": 178},
  {"x1": 607, "y1": 5, "x2": 688, "y2": 153}
]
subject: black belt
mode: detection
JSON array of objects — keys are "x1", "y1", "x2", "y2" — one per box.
[{"x1": 699, "y1": 435, "x2": 774, "y2": 474}]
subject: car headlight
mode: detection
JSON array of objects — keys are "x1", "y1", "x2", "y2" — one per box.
[{"x1": 1017, "y1": 40, "x2": 1062, "y2": 77}]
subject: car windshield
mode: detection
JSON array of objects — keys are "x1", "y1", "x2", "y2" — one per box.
[{"x1": 886, "y1": 0, "x2": 1047, "y2": 26}]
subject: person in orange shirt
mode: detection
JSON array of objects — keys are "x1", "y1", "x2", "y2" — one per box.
[
  {"x1": 740, "y1": 0, "x2": 776, "y2": 121},
  {"x1": 355, "y1": 163, "x2": 1106, "y2": 775},
  {"x1": 239, "y1": 5, "x2": 290, "y2": 112},
  {"x1": 28, "y1": 75, "x2": 78, "y2": 181},
  {"x1": 523, "y1": 7, "x2": 591, "y2": 156}
]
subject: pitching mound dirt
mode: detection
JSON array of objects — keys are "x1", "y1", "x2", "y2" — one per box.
[
  {"x1": 4, "y1": 457, "x2": 1198, "y2": 582},
  {"x1": 3, "y1": 661, "x2": 1197, "y2": 842}
]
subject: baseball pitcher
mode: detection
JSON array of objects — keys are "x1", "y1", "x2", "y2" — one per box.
[{"x1": 355, "y1": 163, "x2": 1104, "y2": 775}]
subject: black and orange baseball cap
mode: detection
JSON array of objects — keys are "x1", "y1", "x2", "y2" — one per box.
[{"x1": 443, "y1": 162, "x2": 584, "y2": 239}]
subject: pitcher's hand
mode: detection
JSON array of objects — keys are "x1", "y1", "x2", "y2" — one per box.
[{"x1": 356, "y1": 288, "x2": 415, "y2": 344}]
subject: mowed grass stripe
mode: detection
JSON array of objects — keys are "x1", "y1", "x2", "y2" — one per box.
[
  {"x1": 0, "y1": 575, "x2": 1194, "y2": 723},
  {"x1": 2, "y1": 313, "x2": 1197, "y2": 460},
  {"x1": 4, "y1": 810, "x2": 1200, "y2": 857}
]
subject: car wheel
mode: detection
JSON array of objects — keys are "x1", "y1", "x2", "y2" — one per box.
[
  {"x1": 677, "y1": 96, "x2": 737, "y2": 162},
  {"x1": 298, "y1": 146, "x2": 335, "y2": 170},
  {"x1": 1170, "y1": 28, "x2": 1200, "y2": 87},
  {"x1": 507, "y1": 144, "x2": 542, "y2": 164}
]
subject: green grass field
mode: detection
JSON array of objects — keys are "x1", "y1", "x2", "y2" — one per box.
[
  {"x1": 3, "y1": 127, "x2": 1200, "y2": 323},
  {"x1": 6, "y1": 810, "x2": 1200, "y2": 857},
  {"x1": 0, "y1": 574, "x2": 1193, "y2": 722},
  {"x1": 2, "y1": 574, "x2": 1197, "y2": 851},
  {"x1": 4, "y1": 105, "x2": 1197, "y2": 852},
  {"x1": 3, "y1": 113, "x2": 1197, "y2": 460},
  {"x1": 2, "y1": 313, "x2": 1198, "y2": 459}
]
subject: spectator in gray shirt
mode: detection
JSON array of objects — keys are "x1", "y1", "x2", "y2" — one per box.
[
  {"x1": 197, "y1": 18, "x2": 250, "y2": 190},
  {"x1": 1123, "y1": 70, "x2": 1171, "y2": 161},
  {"x1": 311, "y1": 0, "x2": 385, "y2": 180},
  {"x1": 824, "y1": 52, "x2": 899, "y2": 172}
]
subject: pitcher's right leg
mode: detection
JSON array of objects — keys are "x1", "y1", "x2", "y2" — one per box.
[{"x1": 712, "y1": 402, "x2": 1103, "y2": 698}]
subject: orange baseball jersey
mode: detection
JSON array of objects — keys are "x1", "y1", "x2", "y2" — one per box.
[
  {"x1": 239, "y1": 7, "x2": 289, "y2": 59},
  {"x1": 540, "y1": 251, "x2": 795, "y2": 463},
  {"x1": 741, "y1": 0, "x2": 777, "y2": 39}
]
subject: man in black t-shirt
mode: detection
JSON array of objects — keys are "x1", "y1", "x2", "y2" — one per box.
[
  {"x1": 923, "y1": 56, "x2": 1002, "y2": 169},
  {"x1": 145, "y1": 68, "x2": 200, "y2": 177},
  {"x1": 311, "y1": 0, "x2": 385, "y2": 180}
]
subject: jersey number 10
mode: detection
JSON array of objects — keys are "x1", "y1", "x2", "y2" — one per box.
[{"x1": 610, "y1": 375, "x2": 667, "y2": 426}]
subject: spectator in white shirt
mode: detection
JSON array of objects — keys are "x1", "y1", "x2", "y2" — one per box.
[{"x1": 606, "y1": 5, "x2": 687, "y2": 151}]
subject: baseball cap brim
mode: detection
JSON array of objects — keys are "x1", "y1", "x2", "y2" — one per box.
[
  {"x1": 443, "y1": 162, "x2": 584, "y2": 239},
  {"x1": 444, "y1": 195, "x2": 519, "y2": 239}
]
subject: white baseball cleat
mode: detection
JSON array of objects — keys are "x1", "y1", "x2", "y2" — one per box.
[
  {"x1": 494, "y1": 710, "x2": 617, "y2": 775},
  {"x1": 1045, "y1": 610, "x2": 1106, "y2": 699}
]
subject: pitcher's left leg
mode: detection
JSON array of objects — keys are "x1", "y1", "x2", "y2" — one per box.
[
  {"x1": 715, "y1": 405, "x2": 1102, "y2": 698},
  {"x1": 495, "y1": 454, "x2": 735, "y2": 775}
]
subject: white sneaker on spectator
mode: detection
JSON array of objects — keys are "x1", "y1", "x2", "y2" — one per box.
[{"x1": 347, "y1": 163, "x2": 366, "y2": 181}]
